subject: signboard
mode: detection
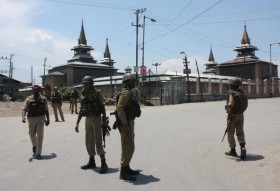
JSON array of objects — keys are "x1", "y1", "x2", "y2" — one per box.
[
  {"x1": 140, "y1": 66, "x2": 147, "y2": 76},
  {"x1": 183, "y1": 69, "x2": 191, "y2": 74}
]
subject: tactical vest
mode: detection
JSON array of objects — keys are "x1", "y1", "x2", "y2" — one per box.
[
  {"x1": 80, "y1": 90, "x2": 102, "y2": 116},
  {"x1": 51, "y1": 92, "x2": 62, "y2": 104},
  {"x1": 70, "y1": 91, "x2": 79, "y2": 99},
  {"x1": 227, "y1": 89, "x2": 248, "y2": 114},
  {"x1": 116, "y1": 88, "x2": 141, "y2": 120},
  {"x1": 27, "y1": 95, "x2": 46, "y2": 117}
]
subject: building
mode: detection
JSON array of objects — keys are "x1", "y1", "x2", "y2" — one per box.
[
  {"x1": 216, "y1": 25, "x2": 278, "y2": 80},
  {"x1": 42, "y1": 20, "x2": 118, "y2": 94}
]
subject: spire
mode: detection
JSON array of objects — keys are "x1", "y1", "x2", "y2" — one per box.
[
  {"x1": 104, "y1": 38, "x2": 111, "y2": 59},
  {"x1": 208, "y1": 46, "x2": 215, "y2": 62},
  {"x1": 241, "y1": 24, "x2": 250, "y2": 45},
  {"x1": 78, "y1": 19, "x2": 87, "y2": 45}
]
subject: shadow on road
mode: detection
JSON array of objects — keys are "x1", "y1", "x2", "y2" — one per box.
[
  {"x1": 228, "y1": 153, "x2": 265, "y2": 162},
  {"x1": 92, "y1": 167, "x2": 119, "y2": 174},
  {"x1": 28, "y1": 153, "x2": 57, "y2": 162},
  {"x1": 132, "y1": 174, "x2": 160, "y2": 185}
]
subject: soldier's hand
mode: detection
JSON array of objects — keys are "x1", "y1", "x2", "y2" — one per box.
[
  {"x1": 75, "y1": 124, "x2": 79, "y2": 133},
  {"x1": 22, "y1": 117, "x2": 26, "y2": 123},
  {"x1": 45, "y1": 120, "x2": 50, "y2": 126}
]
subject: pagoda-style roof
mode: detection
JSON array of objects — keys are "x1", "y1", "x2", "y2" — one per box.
[
  {"x1": 68, "y1": 20, "x2": 96, "y2": 63},
  {"x1": 233, "y1": 24, "x2": 258, "y2": 59}
]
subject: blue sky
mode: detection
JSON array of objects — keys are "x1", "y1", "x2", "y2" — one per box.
[{"x1": 0, "y1": 0, "x2": 280, "y2": 84}]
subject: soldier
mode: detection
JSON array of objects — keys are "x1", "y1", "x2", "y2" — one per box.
[
  {"x1": 225, "y1": 78, "x2": 248, "y2": 159},
  {"x1": 22, "y1": 85, "x2": 50, "y2": 159},
  {"x1": 116, "y1": 73, "x2": 141, "y2": 181},
  {"x1": 70, "y1": 88, "x2": 79, "y2": 114},
  {"x1": 51, "y1": 86, "x2": 65, "y2": 122},
  {"x1": 75, "y1": 76, "x2": 108, "y2": 174}
]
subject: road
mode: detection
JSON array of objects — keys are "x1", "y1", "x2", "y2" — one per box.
[{"x1": 0, "y1": 98, "x2": 279, "y2": 191}]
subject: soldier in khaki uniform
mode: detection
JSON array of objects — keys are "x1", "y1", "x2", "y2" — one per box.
[
  {"x1": 22, "y1": 85, "x2": 50, "y2": 159},
  {"x1": 225, "y1": 78, "x2": 248, "y2": 159},
  {"x1": 70, "y1": 88, "x2": 79, "y2": 114},
  {"x1": 51, "y1": 86, "x2": 65, "y2": 122},
  {"x1": 116, "y1": 73, "x2": 141, "y2": 181},
  {"x1": 75, "y1": 76, "x2": 108, "y2": 174}
]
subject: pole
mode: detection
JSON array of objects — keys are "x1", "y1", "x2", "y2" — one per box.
[
  {"x1": 9, "y1": 54, "x2": 15, "y2": 96},
  {"x1": 180, "y1": 51, "x2": 190, "y2": 102},
  {"x1": 132, "y1": 8, "x2": 146, "y2": 100},
  {"x1": 269, "y1": 42, "x2": 280, "y2": 97},
  {"x1": 195, "y1": 59, "x2": 203, "y2": 101},
  {"x1": 109, "y1": 57, "x2": 113, "y2": 98},
  {"x1": 43, "y1": 57, "x2": 47, "y2": 87}
]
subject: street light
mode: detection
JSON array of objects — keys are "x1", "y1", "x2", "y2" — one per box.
[
  {"x1": 141, "y1": 15, "x2": 156, "y2": 101},
  {"x1": 180, "y1": 51, "x2": 190, "y2": 102},
  {"x1": 269, "y1": 42, "x2": 280, "y2": 96},
  {"x1": 152, "y1": 63, "x2": 161, "y2": 95}
]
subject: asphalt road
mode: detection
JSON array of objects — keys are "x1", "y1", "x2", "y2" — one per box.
[{"x1": 0, "y1": 98, "x2": 279, "y2": 191}]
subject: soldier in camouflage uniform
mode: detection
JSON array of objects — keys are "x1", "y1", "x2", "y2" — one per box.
[
  {"x1": 51, "y1": 86, "x2": 64, "y2": 122},
  {"x1": 116, "y1": 73, "x2": 141, "y2": 181},
  {"x1": 225, "y1": 78, "x2": 248, "y2": 159},
  {"x1": 75, "y1": 76, "x2": 108, "y2": 174},
  {"x1": 22, "y1": 85, "x2": 50, "y2": 160}
]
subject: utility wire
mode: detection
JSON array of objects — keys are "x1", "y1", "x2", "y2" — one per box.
[{"x1": 45, "y1": 0, "x2": 135, "y2": 10}]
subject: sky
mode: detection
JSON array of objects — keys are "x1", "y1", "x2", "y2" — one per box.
[{"x1": 0, "y1": 0, "x2": 280, "y2": 84}]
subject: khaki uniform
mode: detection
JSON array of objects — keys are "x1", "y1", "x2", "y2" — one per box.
[
  {"x1": 70, "y1": 90, "x2": 79, "y2": 114},
  {"x1": 51, "y1": 91, "x2": 64, "y2": 121},
  {"x1": 227, "y1": 94, "x2": 246, "y2": 148},
  {"x1": 81, "y1": 89, "x2": 105, "y2": 157},
  {"x1": 23, "y1": 95, "x2": 48, "y2": 155},
  {"x1": 116, "y1": 89, "x2": 135, "y2": 167}
]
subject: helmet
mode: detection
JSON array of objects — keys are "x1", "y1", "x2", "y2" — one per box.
[
  {"x1": 82, "y1": 76, "x2": 94, "y2": 84},
  {"x1": 122, "y1": 73, "x2": 137, "y2": 83},
  {"x1": 229, "y1": 78, "x2": 242, "y2": 86}
]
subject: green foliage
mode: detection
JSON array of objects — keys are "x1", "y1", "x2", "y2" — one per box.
[{"x1": 59, "y1": 86, "x2": 73, "y2": 95}]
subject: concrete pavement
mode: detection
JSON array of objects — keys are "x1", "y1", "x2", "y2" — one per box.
[{"x1": 0, "y1": 98, "x2": 279, "y2": 191}]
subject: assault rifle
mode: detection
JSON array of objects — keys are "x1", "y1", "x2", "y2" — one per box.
[
  {"x1": 221, "y1": 114, "x2": 234, "y2": 142},
  {"x1": 110, "y1": 110, "x2": 122, "y2": 132},
  {"x1": 102, "y1": 117, "x2": 111, "y2": 148}
]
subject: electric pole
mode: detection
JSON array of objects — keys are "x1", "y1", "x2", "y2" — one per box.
[{"x1": 132, "y1": 8, "x2": 146, "y2": 99}]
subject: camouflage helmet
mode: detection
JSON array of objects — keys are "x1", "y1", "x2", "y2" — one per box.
[
  {"x1": 122, "y1": 73, "x2": 137, "y2": 83},
  {"x1": 82, "y1": 76, "x2": 94, "y2": 84},
  {"x1": 229, "y1": 78, "x2": 242, "y2": 86}
]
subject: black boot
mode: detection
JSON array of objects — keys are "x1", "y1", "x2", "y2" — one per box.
[
  {"x1": 120, "y1": 166, "x2": 136, "y2": 181},
  {"x1": 99, "y1": 158, "x2": 108, "y2": 174},
  {"x1": 32, "y1": 146, "x2": 36, "y2": 154},
  {"x1": 81, "y1": 157, "x2": 96, "y2": 170},
  {"x1": 225, "y1": 148, "x2": 237, "y2": 157},
  {"x1": 128, "y1": 165, "x2": 140, "y2": 175},
  {"x1": 240, "y1": 143, "x2": 246, "y2": 159}
]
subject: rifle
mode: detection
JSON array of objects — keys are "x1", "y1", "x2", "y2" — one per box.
[
  {"x1": 110, "y1": 110, "x2": 122, "y2": 132},
  {"x1": 221, "y1": 114, "x2": 234, "y2": 142},
  {"x1": 102, "y1": 117, "x2": 111, "y2": 148}
]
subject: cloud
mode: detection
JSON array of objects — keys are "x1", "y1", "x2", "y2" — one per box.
[
  {"x1": 0, "y1": 0, "x2": 75, "y2": 83},
  {"x1": 158, "y1": 56, "x2": 207, "y2": 75}
]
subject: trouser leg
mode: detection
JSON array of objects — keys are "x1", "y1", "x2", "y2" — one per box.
[
  {"x1": 120, "y1": 120, "x2": 135, "y2": 167},
  {"x1": 58, "y1": 105, "x2": 64, "y2": 121}
]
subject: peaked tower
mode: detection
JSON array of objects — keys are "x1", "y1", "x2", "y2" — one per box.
[
  {"x1": 203, "y1": 46, "x2": 218, "y2": 74},
  {"x1": 68, "y1": 20, "x2": 96, "y2": 63},
  {"x1": 234, "y1": 24, "x2": 258, "y2": 59},
  {"x1": 100, "y1": 38, "x2": 115, "y2": 67}
]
